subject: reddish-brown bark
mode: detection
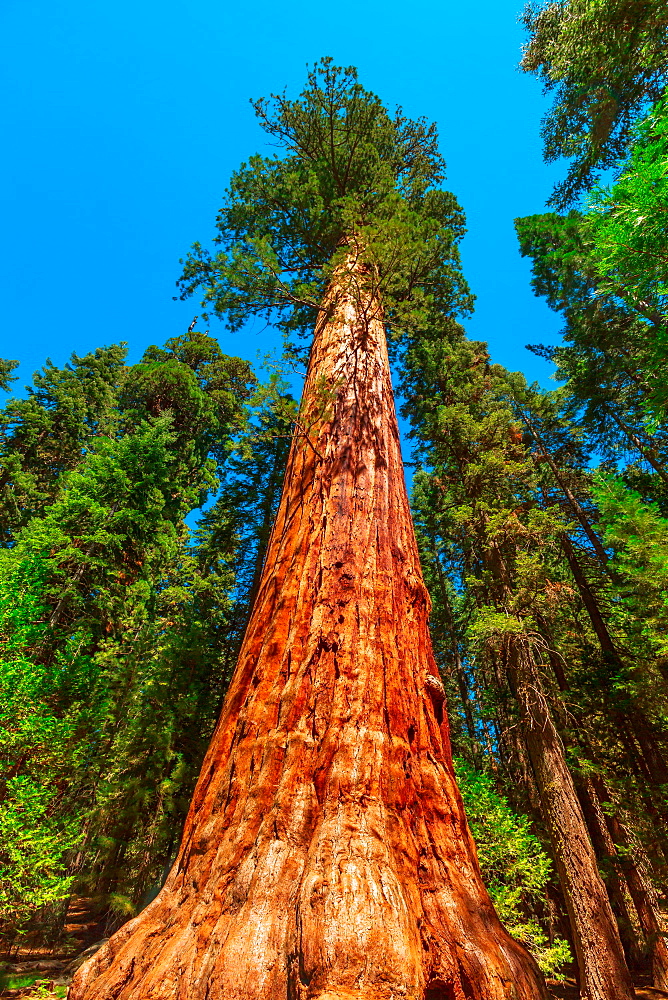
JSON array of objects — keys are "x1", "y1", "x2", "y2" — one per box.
[{"x1": 69, "y1": 254, "x2": 547, "y2": 1000}]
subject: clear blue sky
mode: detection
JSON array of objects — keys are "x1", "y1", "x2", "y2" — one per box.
[{"x1": 0, "y1": 0, "x2": 563, "y2": 395}]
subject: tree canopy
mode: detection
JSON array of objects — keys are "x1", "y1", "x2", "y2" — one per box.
[
  {"x1": 177, "y1": 58, "x2": 473, "y2": 345},
  {"x1": 520, "y1": 0, "x2": 668, "y2": 207}
]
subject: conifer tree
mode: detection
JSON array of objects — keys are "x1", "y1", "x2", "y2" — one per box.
[
  {"x1": 520, "y1": 0, "x2": 668, "y2": 208},
  {"x1": 70, "y1": 60, "x2": 548, "y2": 1000},
  {"x1": 195, "y1": 386, "x2": 295, "y2": 669},
  {"x1": 400, "y1": 331, "x2": 637, "y2": 999},
  {"x1": 0, "y1": 332, "x2": 255, "y2": 943},
  {"x1": 515, "y1": 208, "x2": 668, "y2": 456},
  {"x1": 0, "y1": 345, "x2": 128, "y2": 544}
]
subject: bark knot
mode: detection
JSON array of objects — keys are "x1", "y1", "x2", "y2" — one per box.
[{"x1": 425, "y1": 674, "x2": 445, "y2": 705}]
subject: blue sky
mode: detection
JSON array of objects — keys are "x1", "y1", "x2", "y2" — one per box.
[{"x1": 1, "y1": 0, "x2": 563, "y2": 395}]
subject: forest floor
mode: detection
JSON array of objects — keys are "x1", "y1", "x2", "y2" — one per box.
[
  {"x1": 1, "y1": 963, "x2": 668, "y2": 999},
  {"x1": 546, "y1": 978, "x2": 668, "y2": 999}
]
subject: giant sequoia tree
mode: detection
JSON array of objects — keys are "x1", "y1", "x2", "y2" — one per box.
[{"x1": 70, "y1": 61, "x2": 548, "y2": 1000}]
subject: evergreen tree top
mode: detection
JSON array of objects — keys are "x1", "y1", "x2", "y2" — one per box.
[
  {"x1": 177, "y1": 58, "x2": 473, "y2": 344},
  {"x1": 253, "y1": 57, "x2": 446, "y2": 203},
  {"x1": 520, "y1": 0, "x2": 668, "y2": 209}
]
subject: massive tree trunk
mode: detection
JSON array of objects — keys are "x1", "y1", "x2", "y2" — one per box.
[{"x1": 69, "y1": 252, "x2": 547, "y2": 1000}]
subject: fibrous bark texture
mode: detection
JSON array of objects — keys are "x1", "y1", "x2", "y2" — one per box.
[
  {"x1": 504, "y1": 639, "x2": 635, "y2": 1000},
  {"x1": 592, "y1": 777, "x2": 668, "y2": 992},
  {"x1": 69, "y1": 255, "x2": 547, "y2": 1000}
]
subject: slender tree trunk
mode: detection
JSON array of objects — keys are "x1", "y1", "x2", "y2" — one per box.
[
  {"x1": 602, "y1": 405, "x2": 668, "y2": 486},
  {"x1": 70, "y1": 252, "x2": 547, "y2": 1000},
  {"x1": 559, "y1": 534, "x2": 620, "y2": 658},
  {"x1": 617, "y1": 727, "x2": 668, "y2": 870},
  {"x1": 484, "y1": 653, "x2": 542, "y2": 817},
  {"x1": 529, "y1": 623, "x2": 648, "y2": 975},
  {"x1": 630, "y1": 721, "x2": 668, "y2": 789},
  {"x1": 575, "y1": 775, "x2": 644, "y2": 970},
  {"x1": 429, "y1": 552, "x2": 478, "y2": 750},
  {"x1": 503, "y1": 637, "x2": 636, "y2": 1000},
  {"x1": 520, "y1": 411, "x2": 610, "y2": 568},
  {"x1": 559, "y1": 533, "x2": 668, "y2": 834},
  {"x1": 592, "y1": 777, "x2": 668, "y2": 991},
  {"x1": 557, "y1": 531, "x2": 668, "y2": 829}
]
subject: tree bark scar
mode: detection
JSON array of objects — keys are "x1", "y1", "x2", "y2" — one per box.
[
  {"x1": 320, "y1": 631, "x2": 340, "y2": 652},
  {"x1": 68, "y1": 250, "x2": 548, "y2": 1000}
]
